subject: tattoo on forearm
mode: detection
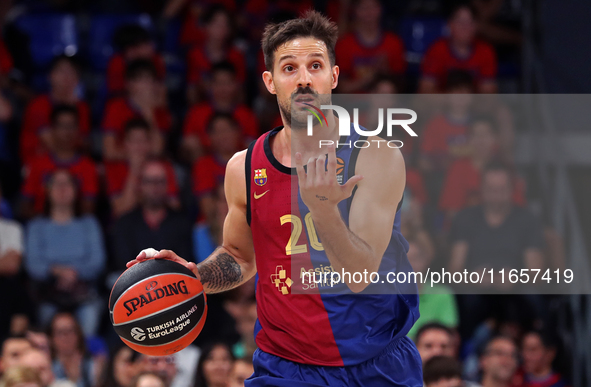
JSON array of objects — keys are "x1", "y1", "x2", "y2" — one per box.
[{"x1": 197, "y1": 253, "x2": 243, "y2": 293}]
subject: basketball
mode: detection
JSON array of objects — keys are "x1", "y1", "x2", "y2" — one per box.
[{"x1": 109, "y1": 259, "x2": 207, "y2": 356}]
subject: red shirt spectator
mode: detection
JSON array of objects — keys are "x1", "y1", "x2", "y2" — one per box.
[
  {"x1": 336, "y1": 32, "x2": 406, "y2": 82},
  {"x1": 192, "y1": 154, "x2": 226, "y2": 197},
  {"x1": 420, "y1": 38, "x2": 497, "y2": 91},
  {"x1": 102, "y1": 97, "x2": 172, "y2": 144},
  {"x1": 0, "y1": 39, "x2": 13, "y2": 76},
  {"x1": 21, "y1": 95, "x2": 91, "y2": 164},
  {"x1": 22, "y1": 153, "x2": 98, "y2": 214},
  {"x1": 439, "y1": 157, "x2": 525, "y2": 212},
  {"x1": 177, "y1": 0, "x2": 238, "y2": 47},
  {"x1": 187, "y1": 45, "x2": 245, "y2": 85},
  {"x1": 105, "y1": 160, "x2": 178, "y2": 198},
  {"x1": 420, "y1": 114, "x2": 469, "y2": 160},
  {"x1": 107, "y1": 53, "x2": 166, "y2": 94},
  {"x1": 183, "y1": 103, "x2": 257, "y2": 149}
]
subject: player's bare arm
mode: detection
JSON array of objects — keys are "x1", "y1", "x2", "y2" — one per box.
[
  {"x1": 296, "y1": 138, "x2": 405, "y2": 292},
  {"x1": 128, "y1": 149, "x2": 256, "y2": 294}
]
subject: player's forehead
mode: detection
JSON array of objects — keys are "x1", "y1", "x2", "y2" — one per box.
[{"x1": 274, "y1": 37, "x2": 329, "y2": 65}]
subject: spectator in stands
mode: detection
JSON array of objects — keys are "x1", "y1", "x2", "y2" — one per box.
[
  {"x1": 182, "y1": 63, "x2": 258, "y2": 164},
  {"x1": 19, "y1": 348, "x2": 74, "y2": 387},
  {"x1": 98, "y1": 345, "x2": 141, "y2": 387},
  {"x1": 105, "y1": 119, "x2": 180, "y2": 219},
  {"x1": 423, "y1": 356, "x2": 464, "y2": 387},
  {"x1": 407, "y1": 236, "x2": 459, "y2": 341},
  {"x1": 439, "y1": 116, "x2": 526, "y2": 221},
  {"x1": 48, "y1": 313, "x2": 101, "y2": 387},
  {"x1": 335, "y1": 0, "x2": 406, "y2": 93},
  {"x1": 0, "y1": 366, "x2": 42, "y2": 387},
  {"x1": 228, "y1": 357, "x2": 253, "y2": 387},
  {"x1": 414, "y1": 323, "x2": 454, "y2": 365},
  {"x1": 24, "y1": 169, "x2": 105, "y2": 337},
  {"x1": 419, "y1": 70, "x2": 474, "y2": 176},
  {"x1": 192, "y1": 113, "x2": 240, "y2": 221},
  {"x1": 0, "y1": 335, "x2": 32, "y2": 375},
  {"x1": 193, "y1": 184, "x2": 227, "y2": 263},
  {"x1": 107, "y1": 24, "x2": 166, "y2": 95},
  {"x1": 231, "y1": 297, "x2": 257, "y2": 360},
  {"x1": 193, "y1": 343, "x2": 234, "y2": 387},
  {"x1": 20, "y1": 55, "x2": 91, "y2": 165},
  {"x1": 140, "y1": 356, "x2": 176, "y2": 387},
  {"x1": 0, "y1": 212, "x2": 31, "y2": 339},
  {"x1": 479, "y1": 336, "x2": 519, "y2": 387},
  {"x1": 131, "y1": 372, "x2": 166, "y2": 387},
  {"x1": 102, "y1": 59, "x2": 172, "y2": 161},
  {"x1": 110, "y1": 159, "x2": 193, "y2": 276},
  {"x1": 518, "y1": 330, "x2": 569, "y2": 387},
  {"x1": 419, "y1": 4, "x2": 497, "y2": 93},
  {"x1": 21, "y1": 105, "x2": 98, "y2": 219},
  {"x1": 186, "y1": 5, "x2": 245, "y2": 104}
]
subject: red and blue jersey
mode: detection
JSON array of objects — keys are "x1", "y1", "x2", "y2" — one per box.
[{"x1": 246, "y1": 126, "x2": 419, "y2": 366}]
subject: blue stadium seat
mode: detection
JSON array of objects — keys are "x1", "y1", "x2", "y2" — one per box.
[
  {"x1": 14, "y1": 13, "x2": 79, "y2": 69},
  {"x1": 87, "y1": 14, "x2": 154, "y2": 71},
  {"x1": 399, "y1": 17, "x2": 447, "y2": 73}
]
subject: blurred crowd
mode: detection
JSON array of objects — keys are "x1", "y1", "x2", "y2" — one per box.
[{"x1": 0, "y1": 0, "x2": 572, "y2": 386}]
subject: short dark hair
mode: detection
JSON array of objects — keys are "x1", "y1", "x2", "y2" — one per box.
[
  {"x1": 524, "y1": 329, "x2": 559, "y2": 350},
  {"x1": 445, "y1": 69, "x2": 475, "y2": 91},
  {"x1": 423, "y1": 355, "x2": 462, "y2": 385},
  {"x1": 415, "y1": 323, "x2": 452, "y2": 345},
  {"x1": 50, "y1": 104, "x2": 79, "y2": 126},
  {"x1": 206, "y1": 112, "x2": 239, "y2": 134},
  {"x1": 125, "y1": 58, "x2": 157, "y2": 80},
  {"x1": 114, "y1": 24, "x2": 151, "y2": 51},
  {"x1": 448, "y1": 3, "x2": 477, "y2": 20},
  {"x1": 262, "y1": 10, "x2": 338, "y2": 72},
  {"x1": 481, "y1": 335, "x2": 517, "y2": 357},
  {"x1": 211, "y1": 61, "x2": 237, "y2": 78},
  {"x1": 50, "y1": 54, "x2": 81, "y2": 75},
  {"x1": 124, "y1": 117, "x2": 151, "y2": 135}
]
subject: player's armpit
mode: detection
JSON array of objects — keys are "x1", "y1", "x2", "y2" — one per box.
[{"x1": 348, "y1": 140, "x2": 406, "y2": 266}]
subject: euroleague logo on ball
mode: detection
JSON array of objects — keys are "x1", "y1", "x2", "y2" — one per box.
[{"x1": 131, "y1": 327, "x2": 146, "y2": 341}]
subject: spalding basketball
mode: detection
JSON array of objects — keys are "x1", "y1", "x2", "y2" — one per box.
[{"x1": 109, "y1": 259, "x2": 207, "y2": 356}]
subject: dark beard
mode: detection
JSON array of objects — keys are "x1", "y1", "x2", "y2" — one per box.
[{"x1": 280, "y1": 86, "x2": 319, "y2": 131}]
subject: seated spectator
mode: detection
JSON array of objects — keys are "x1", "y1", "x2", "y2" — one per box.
[
  {"x1": 110, "y1": 159, "x2": 193, "y2": 279},
  {"x1": 105, "y1": 119, "x2": 180, "y2": 218},
  {"x1": 407, "y1": 236, "x2": 459, "y2": 341},
  {"x1": 193, "y1": 184, "x2": 227, "y2": 263},
  {"x1": 24, "y1": 170, "x2": 105, "y2": 337},
  {"x1": 21, "y1": 105, "x2": 98, "y2": 219},
  {"x1": 231, "y1": 297, "x2": 257, "y2": 360},
  {"x1": 139, "y1": 356, "x2": 176, "y2": 387},
  {"x1": 182, "y1": 63, "x2": 258, "y2": 163},
  {"x1": 336, "y1": 0, "x2": 406, "y2": 94},
  {"x1": 20, "y1": 55, "x2": 91, "y2": 165},
  {"x1": 228, "y1": 357, "x2": 253, "y2": 387},
  {"x1": 107, "y1": 24, "x2": 166, "y2": 95},
  {"x1": 48, "y1": 313, "x2": 102, "y2": 387},
  {"x1": 439, "y1": 116, "x2": 526, "y2": 220},
  {"x1": 0, "y1": 215, "x2": 31, "y2": 339},
  {"x1": 193, "y1": 343, "x2": 234, "y2": 387},
  {"x1": 0, "y1": 366, "x2": 42, "y2": 387},
  {"x1": 479, "y1": 336, "x2": 519, "y2": 387},
  {"x1": 1, "y1": 335, "x2": 32, "y2": 375},
  {"x1": 131, "y1": 372, "x2": 166, "y2": 387},
  {"x1": 192, "y1": 113, "x2": 240, "y2": 220},
  {"x1": 98, "y1": 345, "x2": 141, "y2": 387},
  {"x1": 171, "y1": 345, "x2": 200, "y2": 387},
  {"x1": 414, "y1": 323, "x2": 454, "y2": 365},
  {"x1": 423, "y1": 356, "x2": 464, "y2": 387},
  {"x1": 186, "y1": 5, "x2": 245, "y2": 104},
  {"x1": 518, "y1": 330, "x2": 570, "y2": 387},
  {"x1": 419, "y1": 70, "x2": 474, "y2": 175},
  {"x1": 19, "y1": 348, "x2": 75, "y2": 387},
  {"x1": 419, "y1": 4, "x2": 497, "y2": 93},
  {"x1": 102, "y1": 60, "x2": 172, "y2": 161}
]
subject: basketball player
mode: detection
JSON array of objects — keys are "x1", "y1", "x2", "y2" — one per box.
[{"x1": 129, "y1": 11, "x2": 422, "y2": 386}]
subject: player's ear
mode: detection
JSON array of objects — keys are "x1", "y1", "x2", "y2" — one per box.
[
  {"x1": 262, "y1": 71, "x2": 276, "y2": 95},
  {"x1": 331, "y1": 65, "x2": 339, "y2": 90}
]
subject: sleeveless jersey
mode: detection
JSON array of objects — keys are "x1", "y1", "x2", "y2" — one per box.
[{"x1": 245, "y1": 126, "x2": 419, "y2": 366}]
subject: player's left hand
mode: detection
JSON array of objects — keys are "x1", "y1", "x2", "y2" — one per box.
[{"x1": 295, "y1": 144, "x2": 363, "y2": 214}]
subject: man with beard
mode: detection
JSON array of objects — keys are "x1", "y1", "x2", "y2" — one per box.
[{"x1": 130, "y1": 10, "x2": 421, "y2": 386}]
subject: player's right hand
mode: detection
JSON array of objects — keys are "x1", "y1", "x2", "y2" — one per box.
[{"x1": 127, "y1": 248, "x2": 199, "y2": 279}]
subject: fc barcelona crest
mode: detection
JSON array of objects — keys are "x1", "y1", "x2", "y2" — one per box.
[{"x1": 254, "y1": 168, "x2": 267, "y2": 186}]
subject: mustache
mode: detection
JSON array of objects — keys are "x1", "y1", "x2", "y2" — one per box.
[{"x1": 292, "y1": 87, "x2": 318, "y2": 96}]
